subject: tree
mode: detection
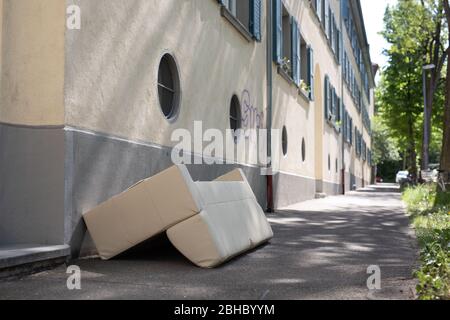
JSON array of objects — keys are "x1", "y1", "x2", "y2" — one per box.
[
  {"x1": 379, "y1": 0, "x2": 427, "y2": 180},
  {"x1": 371, "y1": 116, "x2": 402, "y2": 182},
  {"x1": 372, "y1": 116, "x2": 401, "y2": 165},
  {"x1": 420, "y1": 0, "x2": 447, "y2": 172},
  {"x1": 379, "y1": 0, "x2": 447, "y2": 181}
]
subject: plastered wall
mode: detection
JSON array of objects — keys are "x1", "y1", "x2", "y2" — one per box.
[{"x1": 0, "y1": 0, "x2": 65, "y2": 126}]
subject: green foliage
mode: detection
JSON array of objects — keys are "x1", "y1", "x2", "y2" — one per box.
[
  {"x1": 403, "y1": 185, "x2": 450, "y2": 300},
  {"x1": 402, "y1": 184, "x2": 437, "y2": 215},
  {"x1": 371, "y1": 116, "x2": 400, "y2": 165},
  {"x1": 415, "y1": 235, "x2": 450, "y2": 300}
]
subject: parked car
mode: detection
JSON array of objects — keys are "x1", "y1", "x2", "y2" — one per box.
[
  {"x1": 376, "y1": 177, "x2": 383, "y2": 183},
  {"x1": 396, "y1": 171, "x2": 409, "y2": 184}
]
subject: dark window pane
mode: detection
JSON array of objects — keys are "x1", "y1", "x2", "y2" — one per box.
[
  {"x1": 158, "y1": 57, "x2": 174, "y2": 90},
  {"x1": 302, "y1": 138, "x2": 306, "y2": 162},
  {"x1": 158, "y1": 86, "x2": 174, "y2": 117},
  {"x1": 157, "y1": 54, "x2": 179, "y2": 120},
  {"x1": 282, "y1": 126, "x2": 288, "y2": 156},
  {"x1": 229, "y1": 95, "x2": 241, "y2": 133}
]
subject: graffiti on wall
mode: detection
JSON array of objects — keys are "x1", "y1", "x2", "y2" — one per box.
[{"x1": 241, "y1": 89, "x2": 264, "y2": 131}]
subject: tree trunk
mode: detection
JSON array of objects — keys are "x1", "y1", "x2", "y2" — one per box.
[
  {"x1": 422, "y1": 8, "x2": 445, "y2": 172},
  {"x1": 441, "y1": 0, "x2": 450, "y2": 180},
  {"x1": 441, "y1": 48, "x2": 450, "y2": 177}
]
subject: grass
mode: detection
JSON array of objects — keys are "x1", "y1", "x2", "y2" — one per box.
[{"x1": 402, "y1": 184, "x2": 450, "y2": 300}]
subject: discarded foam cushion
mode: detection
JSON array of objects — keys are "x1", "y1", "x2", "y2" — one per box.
[
  {"x1": 83, "y1": 165, "x2": 273, "y2": 265},
  {"x1": 83, "y1": 165, "x2": 201, "y2": 260},
  {"x1": 167, "y1": 172, "x2": 273, "y2": 268}
]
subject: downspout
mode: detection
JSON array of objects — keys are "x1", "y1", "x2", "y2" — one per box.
[
  {"x1": 266, "y1": 0, "x2": 274, "y2": 212},
  {"x1": 340, "y1": 0, "x2": 345, "y2": 195}
]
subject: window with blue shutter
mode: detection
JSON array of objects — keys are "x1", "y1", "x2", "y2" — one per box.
[
  {"x1": 291, "y1": 18, "x2": 301, "y2": 86},
  {"x1": 273, "y1": 0, "x2": 283, "y2": 64},
  {"x1": 217, "y1": 0, "x2": 262, "y2": 42},
  {"x1": 250, "y1": 0, "x2": 262, "y2": 41},
  {"x1": 307, "y1": 46, "x2": 314, "y2": 100}
]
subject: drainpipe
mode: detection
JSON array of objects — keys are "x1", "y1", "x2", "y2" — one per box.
[
  {"x1": 266, "y1": 0, "x2": 274, "y2": 212},
  {"x1": 340, "y1": 0, "x2": 345, "y2": 195}
]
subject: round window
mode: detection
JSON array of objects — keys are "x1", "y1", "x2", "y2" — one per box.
[
  {"x1": 157, "y1": 54, "x2": 180, "y2": 120},
  {"x1": 230, "y1": 95, "x2": 242, "y2": 131},
  {"x1": 282, "y1": 126, "x2": 288, "y2": 156},
  {"x1": 301, "y1": 138, "x2": 306, "y2": 162},
  {"x1": 229, "y1": 95, "x2": 242, "y2": 143}
]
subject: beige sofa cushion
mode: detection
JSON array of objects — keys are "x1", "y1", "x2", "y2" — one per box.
[
  {"x1": 84, "y1": 165, "x2": 272, "y2": 265},
  {"x1": 167, "y1": 197, "x2": 273, "y2": 268},
  {"x1": 83, "y1": 165, "x2": 200, "y2": 260}
]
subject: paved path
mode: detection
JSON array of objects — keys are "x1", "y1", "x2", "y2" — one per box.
[{"x1": 0, "y1": 184, "x2": 418, "y2": 300}]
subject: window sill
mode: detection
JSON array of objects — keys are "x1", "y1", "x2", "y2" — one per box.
[
  {"x1": 220, "y1": 6, "x2": 253, "y2": 43},
  {"x1": 326, "y1": 117, "x2": 341, "y2": 134},
  {"x1": 298, "y1": 88, "x2": 311, "y2": 102},
  {"x1": 277, "y1": 66, "x2": 295, "y2": 85}
]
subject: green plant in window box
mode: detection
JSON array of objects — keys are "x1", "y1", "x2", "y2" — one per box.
[{"x1": 299, "y1": 80, "x2": 310, "y2": 95}]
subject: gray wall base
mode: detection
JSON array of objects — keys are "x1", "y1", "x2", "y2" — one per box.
[
  {"x1": 0, "y1": 124, "x2": 354, "y2": 259},
  {"x1": 0, "y1": 123, "x2": 65, "y2": 245}
]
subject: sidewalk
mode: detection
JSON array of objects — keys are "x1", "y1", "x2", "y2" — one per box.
[{"x1": 0, "y1": 184, "x2": 418, "y2": 300}]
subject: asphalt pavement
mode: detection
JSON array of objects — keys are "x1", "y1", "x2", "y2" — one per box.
[{"x1": 0, "y1": 184, "x2": 418, "y2": 300}]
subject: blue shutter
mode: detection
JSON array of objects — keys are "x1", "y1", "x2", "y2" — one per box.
[
  {"x1": 330, "y1": 87, "x2": 336, "y2": 116},
  {"x1": 317, "y1": 0, "x2": 322, "y2": 21},
  {"x1": 329, "y1": 7, "x2": 333, "y2": 43},
  {"x1": 324, "y1": 76, "x2": 329, "y2": 120},
  {"x1": 342, "y1": 0, "x2": 349, "y2": 27},
  {"x1": 337, "y1": 29, "x2": 341, "y2": 63},
  {"x1": 324, "y1": 0, "x2": 329, "y2": 39},
  {"x1": 347, "y1": 114, "x2": 351, "y2": 143},
  {"x1": 350, "y1": 118, "x2": 353, "y2": 145},
  {"x1": 308, "y1": 46, "x2": 314, "y2": 100},
  {"x1": 291, "y1": 18, "x2": 300, "y2": 86},
  {"x1": 343, "y1": 109, "x2": 347, "y2": 140},
  {"x1": 337, "y1": 97, "x2": 341, "y2": 123},
  {"x1": 327, "y1": 82, "x2": 332, "y2": 120},
  {"x1": 273, "y1": 0, "x2": 283, "y2": 64},
  {"x1": 250, "y1": 0, "x2": 262, "y2": 41}
]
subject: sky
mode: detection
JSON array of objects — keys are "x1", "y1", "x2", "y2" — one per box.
[{"x1": 360, "y1": 0, "x2": 398, "y2": 81}]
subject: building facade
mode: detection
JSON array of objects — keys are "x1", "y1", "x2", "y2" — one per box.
[{"x1": 0, "y1": 0, "x2": 375, "y2": 258}]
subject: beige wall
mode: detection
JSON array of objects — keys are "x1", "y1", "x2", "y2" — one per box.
[
  {"x1": 65, "y1": 0, "x2": 266, "y2": 168},
  {"x1": 272, "y1": 0, "x2": 343, "y2": 185},
  {"x1": 0, "y1": 0, "x2": 373, "y2": 185},
  {"x1": 0, "y1": 0, "x2": 65, "y2": 126}
]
